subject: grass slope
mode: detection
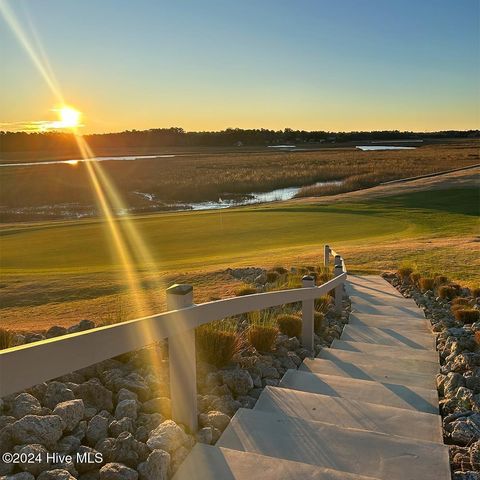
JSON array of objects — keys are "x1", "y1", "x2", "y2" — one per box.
[{"x1": 1, "y1": 187, "x2": 478, "y2": 329}]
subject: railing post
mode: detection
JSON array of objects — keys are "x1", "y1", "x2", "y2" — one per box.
[
  {"x1": 301, "y1": 275, "x2": 315, "y2": 353},
  {"x1": 324, "y1": 244, "x2": 330, "y2": 267},
  {"x1": 334, "y1": 261, "x2": 343, "y2": 313},
  {"x1": 166, "y1": 284, "x2": 198, "y2": 432}
]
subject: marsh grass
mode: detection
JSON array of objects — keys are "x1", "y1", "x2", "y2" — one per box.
[
  {"x1": 314, "y1": 311, "x2": 325, "y2": 334},
  {"x1": 438, "y1": 285, "x2": 458, "y2": 300},
  {"x1": 235, "y1": 285, "x2": 257, "y2": 296},
  {"x1": 419, "y1": 277, "x2": 435, "y2": 292},
  {"x1": 196, "y1": 319, "x2": 243, "y2": 367},
  {"x1": 451, "y1": 298, "x2": 473, "y2": 311},
  {"x1": 473, "y1": 288, "x2": 480, "y2": 298},
  {"x1": 315, "y1": 295, "x2": 331, "y2": 313}
]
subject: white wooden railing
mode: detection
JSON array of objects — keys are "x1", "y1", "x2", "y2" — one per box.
[{"x1": 0, "y1": 245, "x2": 347, "y2": 431}]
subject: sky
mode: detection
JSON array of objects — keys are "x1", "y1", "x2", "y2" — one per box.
[{"x1": 0, "y1": 0, "x2": 479, "y2": 134}]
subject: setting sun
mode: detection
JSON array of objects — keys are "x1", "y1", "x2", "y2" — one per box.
[{"x1": 54, "y1": 106, "x2": 81, "y2": 129}]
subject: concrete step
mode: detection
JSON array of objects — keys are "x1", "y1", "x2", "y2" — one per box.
[
  {"x1": 300, "y1": 357, "x2": 436, "y2": 389},
  {"x1": 348, "y1": 312, "x2": 431, "y2": 332},
  {"x1": 280, "y1": 369, "x2": 438, "y2": 413},
  {"x1": 217, "y1": 409, "x2": 450, "y2": 480},
  {"x1": 254, "y1": 386, "x2": 442, "y2": 442},
  {"x1": 331, "y1": 339, "x2": 439, "y2": 362},
  {"x1": 173, "y1": 444, "x2": 381, "y2": 480},
  {"x1": 341, "y1": 324, "x2": 435, "y2": 350},
  {"x1": 349, "y1": 293, "x2": 419, "y2": 309},
  {"x1": 346, "y1": 275, "x2": 406, "y2": 298},
  {"x1": 317, "y1": 348, "x2": 439, "y2": 375},
  {"x1": 349, "y1": 299, "x2": 425, "y2": 318}
]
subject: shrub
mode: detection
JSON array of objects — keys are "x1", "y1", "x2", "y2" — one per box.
[
  {"x1": 235, "y1": 285, "x2": 257, "y2": 296},
  {"x1": 314, "y1": 295, "x2": 331, "y2": 313},
  {"x1": 434, "y1": 275, "x2": 449, "y2": 287},
  {"x1": 472, "y1": 288, "x2": 480, "y2": 298},
  {"x1": 438, "y1": 285, "x2": 458, "y2": 300},
  {"x1": 196, "y1": 320, "x2": 243, "y2": 367},
  {"x1": 272, "y1": 266, "x2": 288, "y2": 275},
  {"x1": 454, "y1": 309, "x2": 480, "y2": 324},
  {"x1": 410, "y1": 272, "x2": 421, "y2": 286},
  {"x1": 451, "y1": 298, "x2": 472, "y2": 311},
  {"x1": 266, "y1": 271, "x2": 280, "y2": 283},
  {"x1": 314, "y1": 311, "x2": 325, "y2": 334},
  {"x1": 397, "y1": 266, "x2": 413, "y2": 281},
  {"x1": 276, "y1": 314, "x2": 302, "y2": 338},
  {"x1": 419, "y1": 277, "x2": 435, "y2": 292},
  {"x1": 0, "y1": 328, "x2": 14, "y2": 350}
]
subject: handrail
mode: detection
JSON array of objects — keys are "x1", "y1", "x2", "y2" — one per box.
[{"x1": 0, "y1": 245, "x2": 347, "y2": 431}]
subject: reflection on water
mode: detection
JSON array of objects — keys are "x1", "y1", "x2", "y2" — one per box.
[
  {"x1": 0, "y1": 154, "x2": 175, "y2": 167},
  {"x1": 185, "y1": 181, "x2": 343, "y2": 210},
  {"x1": 356, "y1": 146, "x2": 416, "y2": 151}
]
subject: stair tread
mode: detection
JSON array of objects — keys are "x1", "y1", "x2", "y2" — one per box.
[
  {"x1": 254, "y1": 386, "x2": 442, "y2": 442},
  {"x1": 300, "y1": 357, "x2": 436, "y2": 389},
  {"x1": 331, "y1": 339, "x2": 439, "y2": 362},
  {"x1": 280, "y1": 369, "x2": 438, "y2": 413},
  {"x1": 349, "y1": 312, "x2": 431, "y2": 332},
  {"x1": 317, "y1": 348, "x2": 439, "y2": 374},
  {"x1": 172, "y1": 444, "x2": 382, "y2": 480},
  {"x1": 217, "y1": 409, "x2": 449, "y2": 480},
  {"x1": 341, "y1": 324, "x2": 435, "y2": 350}
]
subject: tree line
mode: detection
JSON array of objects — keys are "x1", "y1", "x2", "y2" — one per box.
[{"x1": 1, "y1": 127, "x2": 478, "y2": 153}]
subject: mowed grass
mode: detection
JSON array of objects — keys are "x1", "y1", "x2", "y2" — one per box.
[{"x1": 1, "y1": 187, "x2": 478, "y2": 329}]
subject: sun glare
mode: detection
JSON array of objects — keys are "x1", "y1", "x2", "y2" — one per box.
[{"x1": 55, "y1": 106, "x2": 81, "y2": 129}]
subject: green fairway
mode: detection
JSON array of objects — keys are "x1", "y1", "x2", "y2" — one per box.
[
  {"x1": 1, "y1": 187, "x2": 478, "y2": 330},
  {"x1": 1, "y1": 187, "x2": 478, "y2": 273}
]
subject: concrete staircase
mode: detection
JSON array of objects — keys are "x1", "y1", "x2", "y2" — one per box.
[{"x1": 173, "y1": 275, "x2": 449, "y2": 480}]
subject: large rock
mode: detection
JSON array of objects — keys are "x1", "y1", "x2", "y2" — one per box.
[
  {"x1": 4, "y1": 473, "x2": 35, "y2": 480},
  {"x1": 10, "y1": 393, "x2": 42, "y2": 419},
  {"x1": 109, "y1": 417, "x2": 135, "y2": 437},
  {"x1": 37, "y1": 469, "x2": 76, "y2": 480},
  {"x1": 16, "y1": 444, "x2": 49, "y2": 476},
  {"x1": 53, "y1": 399, "x2": 85, "y2": 431},
  {"x1": 74, "y1": 379, "x2": 114, "y2": 411},
  {"x1": 43, "y1": 382, "x2": 75, "y2": 410},
  {"x1": 12, "y1": 415, "x2": 64, "y2": 448},
  {"x1": 46, "y1": 326, "x2": 68, "y2": 339},
  {"x1": 137, "y1": 449, "x2": 170, "y2": 480},
  {"x1": 114, "y1": 400, "x2": 137, "y2": 421},
  {"x1": 141, "y1": 398, "x2": 171, "y2": 417},
  {"x1": 146, "y1": 420, "x2": 187, "y2": 453},
  {"x1": 86, "y1": 414, "x2": 110, "y2": 446},
  {"x1": 99, "y1": 463, "x2": 138, "y2": 480},
  {"x1": 444, "y1": 372, "x2": 466, "y2": 398},
  {"x1": 220, "y1": 370, "x2": 253, "y2": 396},
  {"x1": 96, "y1": 432, "x2": 140, "y2": 467},
  {"x1": 198, "y1": 411, "x2": 230, "y2": 432}
]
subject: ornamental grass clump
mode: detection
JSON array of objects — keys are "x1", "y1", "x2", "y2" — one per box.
[
  {"x1": 454, "y1": 309, "x2": 480, "y2": 325},
  {"x1": 235, "y1": 285, "x2": 257, "y2": 296},
  {"x1": 196, "y1": 320, "x2": 243, "y2": 367},
  {"x1": 315, "y1": 295, "x2": 331, "y2": 313},
  {"x1": 397, "y1": 266, "x2": 413, "y2": 282},
  {"x1": 438, "y1": 285, "x2": 458, "y2": 301},
  {"x1": 410, "y1": 272, "x2": 421, "y2": 286},
  {"x1": 473, "y1": 288, "x2": 480, "y2": 299},
  {"x1": 276, "y1": 313, "x2": 302, "y2": 338},
  {"x1": 266, "y1": 270, "x2": 280, "y2": 283},
  {"x1": 272, "y1": 266, "x2": 288, "y2": 275},
  {"x1": 314, "y1": 311, "x2": 325, "y2": 334},
  {"x1": 419, "y1": 277, "x2": 435, "y2": 292},
  {"x1": 316, "y1": 266, "x2": 333, "y2": 283},
  {"x1": 434, "y1": 275, "x2": 449, "y2": 288},
  {"x1": 451, "y1": 298, "x2": 473, "y2": 312},
  {"x1": 247, "y1": 311, "x2": 278, "y2": 353},
  {"x1": 0, "y1": 327, "x2": 14, "y2": 350}
]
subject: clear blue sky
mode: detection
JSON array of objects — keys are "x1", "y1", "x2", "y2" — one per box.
[{"x1": 1, "y1": 0, "x2": 479, "y2": 133}]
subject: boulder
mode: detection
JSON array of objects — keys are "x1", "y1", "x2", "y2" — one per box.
[
  {"x1": 43, "y1": 382, "x2": 75, "y2": 410},
  {"x1": 11, "y1": 393, "x2": 42, "y2": 419},
  {"x1": 37, "y1": 469, "x2": 76, "y2": 480},
  {"x1": 199, "y1": 411, "x2": 230, "y2": 432},
  {"x1": 12, "y1": 415, "x2": 64, "y2": 448},
  {"x1": 109, "y1": 417, "x2": 135, "y2": 437},
  {"x1": 146, "y1": 420, "x2": 187, "y2": 453},
  {"x1": 17, "y1": 444, "x2": 49, "y2": 476},
  {"x1": 196, "y1": 427, "x2": 213, "y2": 444},
  {"x1": 86, "y1": 415, "x2": 109, "y2": 446},
  {"x1": 46, "y1": 326, "x2": 68, "y2": 339},
  {"x1": 99, "y1": 463, "x2": 138, "y2": 480},
  {"x1": 137, "y1": 449, "x2": 170, "y2": 480},
  {"x1": 53, "y1": 399, "x2": 85, "y2": 431},
  {"x1": 141, "y1": 398, "x2": 171, "y2": 417},
  {"x1": 74, "y1": 379, "x2": 114, "y2": 412},
  {"x1": 114, "y1": 400, "x2": 137, "y2": 421},
  {"x1": 221, "y1": 370, "x2": 253, "y2": 396},
  {"x1": 96, "y1": 432, "x2": 140, "y2": 467}
]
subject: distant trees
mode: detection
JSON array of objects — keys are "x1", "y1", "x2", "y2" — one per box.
[{"x1": 0, "y1": 127, "x2": 478, "y2": 155}]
